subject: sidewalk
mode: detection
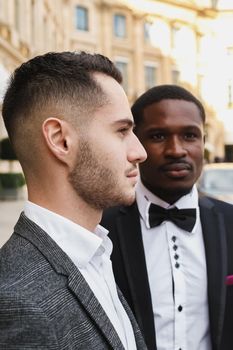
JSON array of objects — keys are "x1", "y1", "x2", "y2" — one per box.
[{"x1": 0, "y1": 199, "x2": 26, "y2": 247}]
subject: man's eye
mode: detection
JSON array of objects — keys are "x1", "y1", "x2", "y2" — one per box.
[
  {"x1": 150, "y1": 133, "x2": 165, "y2": 141},
  {"x1": 184, "y1": 133, "x2": 197, "y2": 140},
  {"x1": 118, "y1": 128, "x2": 129, "y2": 135}
]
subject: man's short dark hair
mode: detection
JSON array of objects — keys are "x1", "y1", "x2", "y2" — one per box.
[
  {"x1": 2, "y1": 51, "x2": 122, "y2": 140},
  {"x1": 131, "y1": 84, "x2": 206, "y2": 127}
]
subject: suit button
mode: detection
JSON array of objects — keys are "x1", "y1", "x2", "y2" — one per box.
[
  {"x1": 175, "y1": 262, "x2": 180, "y2": 268},
  {"x1": 178, "y1": 305, "x2": 183, "y2": 312}
]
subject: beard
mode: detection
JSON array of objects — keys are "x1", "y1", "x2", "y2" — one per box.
[{"x1": 68, "y1": 139, "x2": 135, "y2": 210}]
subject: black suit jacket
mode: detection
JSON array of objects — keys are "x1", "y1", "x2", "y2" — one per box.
[{"x1": 101, "y1": 197, "x2": 233, "y2": 350}]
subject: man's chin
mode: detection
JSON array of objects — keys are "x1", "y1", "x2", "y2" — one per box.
[
  {"x1": 156, "y1": 185, "x2": 193, "y2": 203},
  {"x1": 111, "y1": 191, "x2": 136, "y2": 208},
  {"x1": 96, "y1": 192, "x2": 135, "y2": 210},
  {"x1": 120, "y1": 192, "x2": 136, "y2": 206}
]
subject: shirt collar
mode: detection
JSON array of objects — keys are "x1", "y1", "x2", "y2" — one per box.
[
  {"x1": 24, "y1": 201, "x2": 112, "y2": 268},
  {"x1": 136, "y1": 179, "x2": 199, "y2": 232}
]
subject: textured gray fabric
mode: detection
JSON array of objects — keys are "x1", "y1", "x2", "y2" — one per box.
[{"x1": 0, "y1": 213, "x2": 147, "y2": 350}]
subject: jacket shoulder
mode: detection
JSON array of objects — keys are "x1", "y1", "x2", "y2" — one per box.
[
  {"x1": 101, "y1": 202, "x2": 138, "y2": 228},
  {"x1": 200, "y1": 196, "x2": 233, "y2": 212}
]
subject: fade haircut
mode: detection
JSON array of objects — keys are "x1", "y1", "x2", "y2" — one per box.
[
  {"x1": 131, "y1": 84, "x2": 206, "y2": 130},
  {"x1": 2, "y1": 51, "x2": 122, "y2": 143}
]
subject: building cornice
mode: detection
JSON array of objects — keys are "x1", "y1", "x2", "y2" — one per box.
[{"x1": 0, "y1": 36, "x2": 26, "y2": 66}]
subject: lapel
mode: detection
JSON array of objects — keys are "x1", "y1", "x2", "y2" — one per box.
[
  {"x1": 116, "y1": 203, "x2": 157, "y2": 350},
  {"x1": 199, "y1": 197, "x2": 227, "y2": 350},
  {"x1": 14, "y1": 213, "x2": 124, "y2": 350},
  {"x1": 117, "y1": 287, "x2": 147, "y2": 350},
  {"x1": 67, "y1": 268, "x2": 126, "y2": 349}
]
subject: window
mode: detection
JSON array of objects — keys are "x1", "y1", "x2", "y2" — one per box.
[
  {"x1": 226, "y1": 47, "x2": 233, "y2": 107},
  {"x1": 144, "y1": 65, "x2": 157, "y2": 90},
  {"x1": 225, "y1": 145, "x2": 233, "y2": 162},
  {"x1": 144, "y1": 21, "x2": 155, "y2": 43},
  {"x1": 115, "y1": 60, "x2": 128, "y2": 92},
  {"x1": 31, "y1": 0, "x2": 36, "y2": 43},
  {"x1": 75, "y1": 6, "x2": 88, "y2": 31},
  {"x1": 14, "y1": 0, "x2": 20, "y2": 31},
  {"x1": 43, "y1": 17, "x2": 49, "y2": 51},
  {"x1": 227, "y1": 82, "x2": 233, "y2": 108},
  {"x1": 197, "y1": 34, "x2": 204, "y2": 55},
  {"x1": 197, "y1": 74, "x2": 204, "y2": 99},
  {"x1": 0, "y1": 64, "x2": 10, "y2": 103},
  {"x1": 211, "y1": 0, "x2": 218, "y2": 9},
  {"x1": 144, "y1": 22, "x2": 151, "y2": 42},
  {"x1": 114, "y1": 14, "x2": 126, "y2": 38},
  {"x1": 171, "y1": 69, "x2": 180, "y2": 84},
  {"x1": 171, "y1": 26, "x2": 180, "y2": 48}
]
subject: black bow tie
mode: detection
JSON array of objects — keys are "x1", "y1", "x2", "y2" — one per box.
[{"x1": 148, "y1": 203, "x2": 196, "y2": 232}]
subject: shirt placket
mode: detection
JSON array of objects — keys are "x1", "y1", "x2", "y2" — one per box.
[{"x1": 167, "y1": 227, "x2": 186, "y2": 350}]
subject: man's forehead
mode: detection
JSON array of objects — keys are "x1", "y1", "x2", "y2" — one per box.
[{"x1": 143, "y1": 100, "x2": 203, "y2": 123}]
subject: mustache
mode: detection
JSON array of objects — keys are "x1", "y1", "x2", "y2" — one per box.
[
  {"x1": 160, "y1": 160, "x2": 193, "y2": 171},
  {"x1": 125, "y1": 165, "x2": 138, "y2": 176}
]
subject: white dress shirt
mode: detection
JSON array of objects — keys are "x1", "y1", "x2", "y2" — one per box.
[
  {"x1": 136, "y1": 180, "x2": 212, "y2": 350},
  {"x1": 24, "y1": 201, "x2": 136, "y2": 350}
]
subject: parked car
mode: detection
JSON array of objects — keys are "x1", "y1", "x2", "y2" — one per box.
[{"x1": 197, "y1": 162, "x2": 233, "y2": 204}]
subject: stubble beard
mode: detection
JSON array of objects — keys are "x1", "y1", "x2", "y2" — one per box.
[{"x1": 68, "y1": 140, "x2": 135, "y2": 210}]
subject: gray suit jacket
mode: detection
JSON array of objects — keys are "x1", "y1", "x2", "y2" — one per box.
[{"x1": 0, "y1": 213, "x2": 147, "y2": 350}]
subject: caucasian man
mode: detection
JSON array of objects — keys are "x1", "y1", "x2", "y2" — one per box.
[{"x1": 0, "y1": 51, "x2": 147, "y2": 350}]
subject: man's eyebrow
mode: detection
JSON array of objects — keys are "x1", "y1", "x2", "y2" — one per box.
[
  {"x1": 112, "y1": 119, "x2": 135, "y2": 128},
  {"x1": 146, "y1": 124, "x2": 201, "y2": 130}
]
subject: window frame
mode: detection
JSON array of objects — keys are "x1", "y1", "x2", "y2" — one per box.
[
  {"x1": 113, "y1": 14, "x2": 126, "y2": 38},
  {"x1": 75, "y1": 5, "x2": 89, "y2": 32},
  {"x1": 144, "y1": 62, "x2": 158, "y2": 90},
  {"x1": 115, "y1": 58, "x2": 129, "y2": 93}
]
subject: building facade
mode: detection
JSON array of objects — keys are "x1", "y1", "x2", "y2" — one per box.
[
  {"x1": 1, "y1": 0, "x2": 233, "y2": 160},
  {"x1": 0, "y1": 0, "x2": 70, "y2": 138}
]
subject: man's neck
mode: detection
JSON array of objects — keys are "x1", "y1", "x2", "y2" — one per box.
[
  {"x1": 27, "y1": 189, "x2": 102, "y2": 233},
  {"x1": 142, "y1": 184, "x2": 191, "y2": 205}
]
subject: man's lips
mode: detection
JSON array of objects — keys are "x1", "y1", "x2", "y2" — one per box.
[
  {"x1": 160, "y1": 162, "x2": 192, "y2": 178},
  {"x1": 127, "y1": 169, "x2": 139, "y2": 178}
]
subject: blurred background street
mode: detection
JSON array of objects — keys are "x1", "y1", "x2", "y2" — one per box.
[
  {"x1": 0, "y1": 199, "x2": 25, "y2": 247},
  {"x1": 1, "y1": 1, "x2": 233, "y2": 247},
  {"x1": 0, "y1": 182, "x2": 27, "y2": 247},
  {"x1": 1, "y1": 0, "x2": 233, "y2": 163}
]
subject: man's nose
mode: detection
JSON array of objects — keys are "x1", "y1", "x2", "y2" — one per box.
[
  {"x1": 164, "y1": 136, "x2": 187, "y2": 158},
  {"x1": 128, "y1": 133, "x2": 147, "y2": 164}
]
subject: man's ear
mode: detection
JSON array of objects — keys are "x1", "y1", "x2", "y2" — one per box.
[{"x1": 42, "y1": 118, "x2": 74, "y2": 164}]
